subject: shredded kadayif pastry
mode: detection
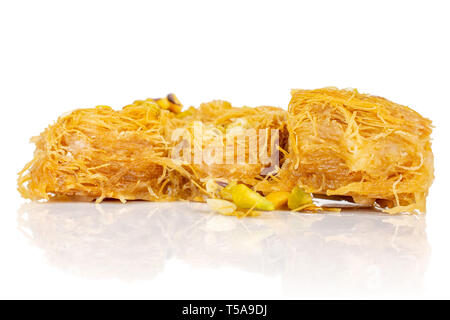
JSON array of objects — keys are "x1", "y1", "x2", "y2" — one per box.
[
  {"x1": 168, "y1": 100, "x2": 288, "y2": 188},
  {"x1": 262, "y1": 87, "x2": 433, "y2": 214},
  {"x1": 18, "y1": 88, "x2": 434, "y2": 214},
  {"x1": 18, "y1": 95, "x2": 202, "y2": 202}
]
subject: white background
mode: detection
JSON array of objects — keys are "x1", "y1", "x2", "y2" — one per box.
[{"x1": 0, "y1": 0, "x2": 449, "y2": 299}]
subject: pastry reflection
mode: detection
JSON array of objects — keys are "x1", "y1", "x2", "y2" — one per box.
[{"x1": 18, "y1": 201, "x2": 430, "y2": 297}]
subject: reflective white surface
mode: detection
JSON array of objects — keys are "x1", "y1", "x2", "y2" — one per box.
[
  {"x1": 6, "y1": 201, "x2": 430, "y2": 299},
  {"x1": 2, "y1": 0, "x2": 450, "y2": 301}
]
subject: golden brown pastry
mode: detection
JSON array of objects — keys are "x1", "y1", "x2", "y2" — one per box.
[
  {"x1": 18, "y1": 95, "x2": 200, "y2": 202},
  {"x1": 271, "y1": 87, "x2": 434, "y2": 213}
]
